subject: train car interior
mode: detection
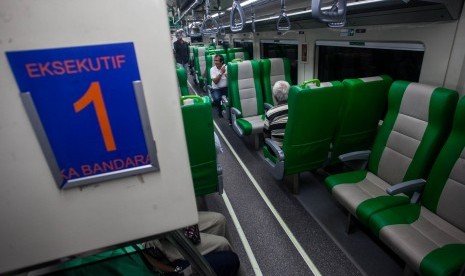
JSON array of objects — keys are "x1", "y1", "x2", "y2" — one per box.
[{"x1": 1, "y1": 0, "x2": 465, "y2": 275}]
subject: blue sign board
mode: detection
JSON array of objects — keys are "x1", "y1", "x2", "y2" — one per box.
[{"x1": 6, "y1": 42, "x2": 159, "y2": 189}]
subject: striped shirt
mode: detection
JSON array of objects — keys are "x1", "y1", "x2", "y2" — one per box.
[{"x1": 263, "y1": 104, "x2": 288, "y2": 147}]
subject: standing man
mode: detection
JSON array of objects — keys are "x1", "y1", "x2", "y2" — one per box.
[
  {"x1": 173, "y1": 29, "x2": 189, "y2": 70},
  {"x1": 210, "y1": 54, "x2": 228, "y2": 117}
]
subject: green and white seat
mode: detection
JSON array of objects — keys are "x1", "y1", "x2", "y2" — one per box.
[
  {"x1": 193, "y1": 46, "x2": 207, "y2": 86},
  {"x1": 181, "y1": 95, "x2": 222, "y2": 196},
  {"x1": 263, "y1": 80, "x2": 345, "y2": 193},
  {"x1": 175, "y1": 64, "x2": 189, "y2": 96},
  {"x1": 259, "y1": 58, "x2": 292, "y2": 107},
  {"x1": 330, "y1": 75, "x2": 393, "y2": 162},
  {"x1": 227, "y1": 47, "x2": 249, "y2": 62},
  {"x1": 228, "y1": 60, "x2": 264, "y2": 146},
  {"x1": 369, "y1": 96, "x2": 465, "y2": 276},
  {"x1": 325, "y1": 81, "x2": 458, "y2": 226}
]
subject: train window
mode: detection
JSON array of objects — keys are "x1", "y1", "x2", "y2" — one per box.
[
  {"x1": 260, "y1": 40, "x2": 298, "y2": 85},
  {"x1": 315, "y1": 41, "x2": 424, "y2": 82},
  {"x1": 233, "y1": 40, "x2": 254, "y2": 59}
]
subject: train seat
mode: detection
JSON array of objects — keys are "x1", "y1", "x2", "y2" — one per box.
[
  {"x1": 176, "y1": 64, "x2": 189, "y2": 96},
  {"x1": 194, "y1": 46, "x2": 207, "y2": 87},
  {"x1": 228, "y1": 60, "x2": 264, "y2": 148},
  {"x1": 188, "y1": 45, "x2": 196, "y2": 66},
  {"x1": 260, "y1": 58, "x2": 292, "y2": 107},
  {"x1": 263, "y1": 80, "x2": 345, "y2": 193},
  {"x1": 330, "y1": 75, "x2": 393, "y2": 162},
  {"x1": 369, "y1": 96, "x2": 465, "y2": 276},
  {"x1": 181, "y1": 95, "x2": 223, "y2": 196},
  {"x1": 227, "y1": 47, "x2": 250, "y2": 62},
  {"x1": 325, "y1": 81, "x2": 458, "y2": 226}
]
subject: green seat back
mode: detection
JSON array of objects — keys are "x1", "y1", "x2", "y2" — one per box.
[
  {"x1": 193, "y1": 46, "x2": 207, "y2": 85},
  {"x1": 59, "y1": 246, "x2": 157, "y2": 276},
  {"x1": 282, "y1": 82, "x2": 345, "y2": 175},
  {"x1": 331, "y1": 75, "x2": 393, "y2": 161},
  {"x1": 188, "y1": 45, "x2": 196, "y2": 64},
  {"x1": 206, "y1": 48, "x2": 226, "y2": 57},
  {"x1": 422, "y1": 96, "x2": 465, "y2": 228},
  {"x1": 176, "y1": 65, "x2": 189, "y2": 96},
  {"x1": 206, "y1": 53, "x2": 227, "y2": 86},
  {"x1": 181, "y1": 96, "x2": 218, "y2": 196},
  {"x1": 228, "y1": 60, "x2": 263, "y2": 117},
  {"x1": 368, "y1": 81, "x2": 458, "y2": 185},
  {"x1": 227, "y1": 47, "x2": 250, "y2": 62},
  {"x1": 369, "y1": 97, "x2": 465, "y2": 276},
  {"x1": 260, "y1": 58, "x2": 292, "y2": 106}
]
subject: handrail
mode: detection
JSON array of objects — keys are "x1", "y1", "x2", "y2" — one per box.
[
  {"x1": 328, "y1": 17, "x2": 346, "y2": 28},
  {"x1": 189, "y1": 21, "x2": 203, "y2": 38},
  {"x1": 300, "y1": 79, "x2": 321, "y2": 88},
  {"x1": 251, "y1": 5, "x2": 256, "y2": 33},
  {"x1": 218, "y1": 12, "x2": 226, "y2": 35},
  {"x1": 201, "y1": 16, "x2": 220, "y2": 35},
  {"x1": 174, "y1": 0, "x2": 201, "y2": 25},
  {"x1": 311, "y1": 0, "x2": 347, "y2": 23},
  {"x1": 230, "y1": 0, "x2": 246, "y2": 32},
  {"x1": 277, "y1": 0, "x2": 291, "y2": 31},
  {"x1": 201, "y1": 0, "x2": 219, "y2": 35}
]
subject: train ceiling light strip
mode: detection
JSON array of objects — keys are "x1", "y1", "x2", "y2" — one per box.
[
  {"x1": 315, "y1": 40, "x2": 426, "y2": 51},
  {"x1": 237, "y1": 0, "x2": 389, "y2": 24}
]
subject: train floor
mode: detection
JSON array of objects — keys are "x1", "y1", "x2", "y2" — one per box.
[{"x1": 187, "y1": 78, "x2": 405, "y2": 276}]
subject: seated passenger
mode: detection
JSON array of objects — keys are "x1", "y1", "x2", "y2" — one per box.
[
  {"x1": 145, "y1": 211, "x2": 239, "y2": 275},
  {"x1": 263, "y1": 80, "x2": 291, "y2": 147},
  {"x1": 210, "y1": 54, "x2": 228, "y2": 117}
]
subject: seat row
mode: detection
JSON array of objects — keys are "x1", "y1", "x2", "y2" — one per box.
[
  {"x1": 192, "y1": 46, "x2": 250, "y2": 88},
  {"x1": 325, "y1": 83, "x2": 465, "y2": 275},
  {"x1": 260, "y1": 75, "x2": 393, "y2": 192},
  {"x1": 223, "y1": 59, "x2": 292, "y2": 143}
]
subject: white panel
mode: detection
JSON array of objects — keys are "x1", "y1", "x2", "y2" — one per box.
[{"x1": 0, "y1": 0, "x2": 197, "y2": 273}]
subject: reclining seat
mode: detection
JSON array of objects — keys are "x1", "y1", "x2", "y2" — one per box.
[
  {"x1": 260, "y1": 58, "x2": 292, "y2": 107},
  {"x1": 176, "y1": 64, "x2": 189, "y2": 96},
  {"x1": 193, "y1": 46, "x2": 207, "y2": 87},
  {"x1": 330, "y1": 75, "x2": 393, "y2": 162},
  {"x1": 228, "y1": 60, "x2": 264, "y2": 147},
  {"x1": 227, "y1": 47, "x2": 250, "y2": 62},
  {"x1": 369, "y1": 96, "x2": 465, "y2": 276},
  {"x1": 325, "y1": 81, "x2": 458, "y2": 226},
  {"x1": 263, "y1": 80, "x2": 344, "y2": 193},
  {"x1": 188, "y1": 45, "x2": 197, "y2": 78},
  {"x1": 181, "y1": 95, "x2": 223, "y2": 196}
]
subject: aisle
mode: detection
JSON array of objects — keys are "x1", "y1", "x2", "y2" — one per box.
[{"x1": 187, "y1": 78, "x2": 401, "y2": 276}]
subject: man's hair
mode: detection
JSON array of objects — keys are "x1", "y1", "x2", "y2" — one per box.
[
  {"x1": 175, "y1": 29, "x2": 184, "y2": 39},
  {"x1": 272, "y1": 80, "x2": 290, "y2": 103},
  {"x1": 214, "y1": 54, "x2": 224, "y2": 64}
]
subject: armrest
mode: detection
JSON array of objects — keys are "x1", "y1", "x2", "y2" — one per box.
[
  {"x1": 264, "y1": 103, "x2": 273, "y2": 111},
  {"x1": 265, "y1": 138, "x2": 284, "y2": 161},
  {"x1": 231, "y1": 107, "x2": 241, "y2": 117},
  {"x1": 386, "y1": 179, "x2": 426, "y2": 195},
  {"x1": 387, "y1": 178, "x2": 426, "y2": 204},
  {"x1": 339, "y1": 150, "x2": 371, "y2": 162}
]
